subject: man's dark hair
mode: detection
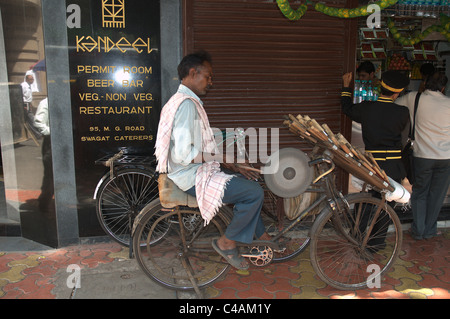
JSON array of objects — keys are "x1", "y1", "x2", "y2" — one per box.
[
  {"x1": 424, "y1": 71, "x2": 448, "y2": 92},
  {"x1": 420, "y1": 63, "x2": 435, "y2": 77},
  {"x1": 177, "y1": 51, "x2": 212, "y2": 80},
  {"x1": 357, "y1": 61, "x2": 375, "y2": 74}
]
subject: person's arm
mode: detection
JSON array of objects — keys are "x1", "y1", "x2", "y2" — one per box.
[
  {"x1": 341, "y1": 72, "x2": 362, "y2": 123},
  {"x1": 34, "y1": 99, "x2": 50, "y2": 135},
  {"x1": 21, "y1": 83, "x2": 32, "y2": 103}
]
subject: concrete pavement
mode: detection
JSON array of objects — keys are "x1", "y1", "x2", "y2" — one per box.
[{"x1": 0, "y1": 226, "x2": 449, "y2": 299}]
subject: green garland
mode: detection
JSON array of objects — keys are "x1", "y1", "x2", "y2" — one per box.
[
  {"x1": 387, "y1": 14, "x2": 450, "y2": 44},
  {"x1": 276, "y1": 0, "x2": 449, "y2": 44},
  {"x1": 276, "y1": 0, "x2": 308, "y2": 21},
  {"x1": 276, "y1": 0, "x2": 398, "y2": 21},
  {"x1": 315, "y1": 0, "x2": 398, "y2": 18}
]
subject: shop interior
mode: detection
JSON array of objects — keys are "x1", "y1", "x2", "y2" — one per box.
[{"x1": 352, "y1": 1, "x2": 450, "y2": 208}]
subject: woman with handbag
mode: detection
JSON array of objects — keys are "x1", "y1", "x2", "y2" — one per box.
[{"x1": 396, "y1": 72, "x2": 450, "y2": 240}]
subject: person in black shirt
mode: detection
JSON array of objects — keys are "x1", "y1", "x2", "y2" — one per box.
[
  {"x1": 341, "y1": 70, "x2": 410, "y2": 251},
  {"x1": 341, "y1": 70, "x2": 410, "y2": 182}
]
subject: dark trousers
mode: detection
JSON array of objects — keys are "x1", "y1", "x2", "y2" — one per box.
[
  {"x1": 186, "y1": 174, "x2": 265, "y2": 244},
  {"x1": 411, "y1": 157, "x2": 450, "y2": 239}
]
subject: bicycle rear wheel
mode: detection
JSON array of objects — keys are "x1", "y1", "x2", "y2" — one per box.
[
  {"x1": 133, "y1": 199, "x2": 232, "y2": 291},
  {"x1": 309, "y1": 193, "x2": 402, "y2": 290},
  {"x1": 96, "y1": 168, "x2": 158, "y2": 246}
]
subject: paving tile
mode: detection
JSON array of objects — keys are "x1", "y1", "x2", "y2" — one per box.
[
  {"x1": 204, "y1": 286, "x2": 221, "y2": 298},
  {"x1": 3, "y1": 274, "x2": 42, "y2": 295},
  {"x1": 213, "y1": 287, "x2": 238, "y2": 299},
  {"x1": 1, "y1": 286, "x2": 24, "y2": 299},
  {"x1": 19, "y1": 284, "x2": 56, "y2": 299},
  {"x1": 291, "y1": 271, "x2": 326, "y2": 289},
  {"x1": 0, "y1": 264, "x2": 28, "y2": 284},
  {"x1": 369, "y1": 288, "x2": 408, "y2": 299},
  {"x1": 418, "y1": 273, "x2": 450, "y2": 290},
  {"x1": 213, "y1": 272, "x2": 249, "y2": 292},
  {"x1": 428, "y1": 288, "x2": 450, "y2": 299},
  {"x1": 236, "y1": 282, "x2": 275, "y2": 299},
  {"x1": 1, "y1": 227, "x2": 449, "y2": 299},
  {"x1": 273, "y1": 291, "x2": 293, "y2": 299},
  {"x1": 293, "y1": 285, "x2": 327, "y2": 299},
  {"x1": 0, "y1": 279, "x2": 8, "y2": 298},
  {"x1": 389, "y1": 264, "x2": 423, "y2": 282},
  {"x1": 396, "y1": 277, "x2": 434, "y2": 297},
  {"x1": 239, "y1": 269, "x2": 275, "y2": 286},
  {"x1": 270, "y1": 264, "x2": 300, "y2": 280},
  {"x1": 264, "y1": 277, "x2": 299, "y2": 295}
]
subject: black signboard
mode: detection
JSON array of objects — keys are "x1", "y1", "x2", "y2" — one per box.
[{"x1": 66, "y1": 0, "x2": 161, "y2": 236}]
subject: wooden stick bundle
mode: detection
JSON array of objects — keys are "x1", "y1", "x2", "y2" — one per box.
[{"x1": 284, "y1": 114, "x2": 393, "y2": 191}]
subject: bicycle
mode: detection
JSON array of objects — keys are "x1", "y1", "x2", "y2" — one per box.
[
  {"x1": 94, "y1": 151, "x2": 160, "y2": 256},
  {"x1": 131, "y1": 147, "x2": 403, "y2": 293},
  {"x1": 92, "y1": 131, "x2": 288, "y2": 254}
]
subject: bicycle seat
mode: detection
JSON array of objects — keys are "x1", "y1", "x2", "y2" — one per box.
[{"x1": 158, "y1": 174, "x2": 198, "y2": 208}]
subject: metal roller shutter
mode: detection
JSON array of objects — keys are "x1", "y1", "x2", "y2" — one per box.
[{"x1": 183, "y1": 0, "x2": 358, "y2": 190}]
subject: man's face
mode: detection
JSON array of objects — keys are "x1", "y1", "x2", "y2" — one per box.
[
  {"x1": 357, "y1": 71, "x2": 373, "y2": 81},
  {"x1": 26, "y1": 75, "x2": 34, "y2": 84},
  {"x1": 191, "y1": 61, "x2": 213, "y2": 96}
]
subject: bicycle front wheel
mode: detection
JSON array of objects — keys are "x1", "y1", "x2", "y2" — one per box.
[
  {"x1": 96, "y1": 168, "x2": 158, "y2": 246},
  {"x1": 133, "y1": 200, "x2": 232, "y2": 291},
  {"x1": 309, "y1": 193, "x2": 403, "y2": 290}
]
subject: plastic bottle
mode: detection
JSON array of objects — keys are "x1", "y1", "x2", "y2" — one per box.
[
  {"x1": 416, "y1": 0, "x2": 425, "y2": 16},
  {"x1": 399, "y1": 0, "x2": 408, "y2": 15},
  {"x1": 360, "y1": 81, "x2": 367, "y2": 101},
  {"x1": 353, "y1": 80, "x2": 360, "y2": 104},
  {"x1": 367, "y1": 83, "x2": 374, "y2": 101},
  {"x1": 373, "y1": 86, "x2": 379, "y2": 101},
  {"x1": 433, "y1": 0, "x2": 441, "y2": 17},
  {"x1": 423, "y1": 0, "x2": 432, "y2": 17},
  {"x1": 408, "y1": 0, "x2": 417, "y2": 16},
  {"x1": 443, "y1": 0, "x2": 450, "y2": 15}
]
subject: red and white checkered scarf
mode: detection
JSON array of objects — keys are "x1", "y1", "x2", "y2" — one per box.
[{"x1": 155, "y1": 92, "x2": 232, "y2": 225}]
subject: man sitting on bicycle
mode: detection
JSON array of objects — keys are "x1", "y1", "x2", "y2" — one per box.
[{"x1": 155, "y1": 51, "x2": 270, "y2": 270}]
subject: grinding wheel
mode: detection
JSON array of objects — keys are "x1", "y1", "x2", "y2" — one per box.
[{"x1": 263, "y1": 148, "x2": 313, "y2": 198}]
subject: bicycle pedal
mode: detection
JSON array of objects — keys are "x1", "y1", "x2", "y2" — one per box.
[{"x1": 239, "y1": 241, "x2": 277, "y2": 267}]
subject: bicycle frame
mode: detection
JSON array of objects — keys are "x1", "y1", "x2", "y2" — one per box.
[{"x1": 270, "y1": 151, "x2": 386, "y2": 252}]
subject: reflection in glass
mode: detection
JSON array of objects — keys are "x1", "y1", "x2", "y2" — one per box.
[{"x1": 0, "y1": 0, "x2": 56, "y2": 247}]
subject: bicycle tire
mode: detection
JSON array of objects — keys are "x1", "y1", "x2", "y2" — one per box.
[
  {"x1": 95, "y1": 167, "x2": 158, "y2": 246},
  {"x1": 133, "y1": 199, "x2": 233, "y2": 291},
  {"x1": 309, "y1": 192, "x2": 403, "y2": 290}
]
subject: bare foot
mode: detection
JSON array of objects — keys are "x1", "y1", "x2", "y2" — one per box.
[{"x1": 216, "y1": 235, "x2": 249, "y2": 269}]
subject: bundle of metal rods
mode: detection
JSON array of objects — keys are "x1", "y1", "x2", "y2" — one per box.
[{"x1": 284, "y1": 114, "x2": 394, "y2": 192}]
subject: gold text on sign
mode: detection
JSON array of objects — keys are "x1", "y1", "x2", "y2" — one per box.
[{"x1": 76, "y1": 36, "x2": 153, "y2": 54}]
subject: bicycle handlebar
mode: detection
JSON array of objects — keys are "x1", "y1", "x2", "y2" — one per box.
[
  {"x1": 309, "y1": 156, "x2": 336, "y2": 184},
  {"x1": 308, "y1": 157, "x2": 331, "y2": 167}
]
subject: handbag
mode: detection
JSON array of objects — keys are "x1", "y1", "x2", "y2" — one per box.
[{"x1": 402, "y1": 92, "x2": 421, "y2": 185}]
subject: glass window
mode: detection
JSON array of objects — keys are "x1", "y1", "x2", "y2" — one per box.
[{"x1": 0, "y1": 0, "x2": 56, "y2": 247}]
